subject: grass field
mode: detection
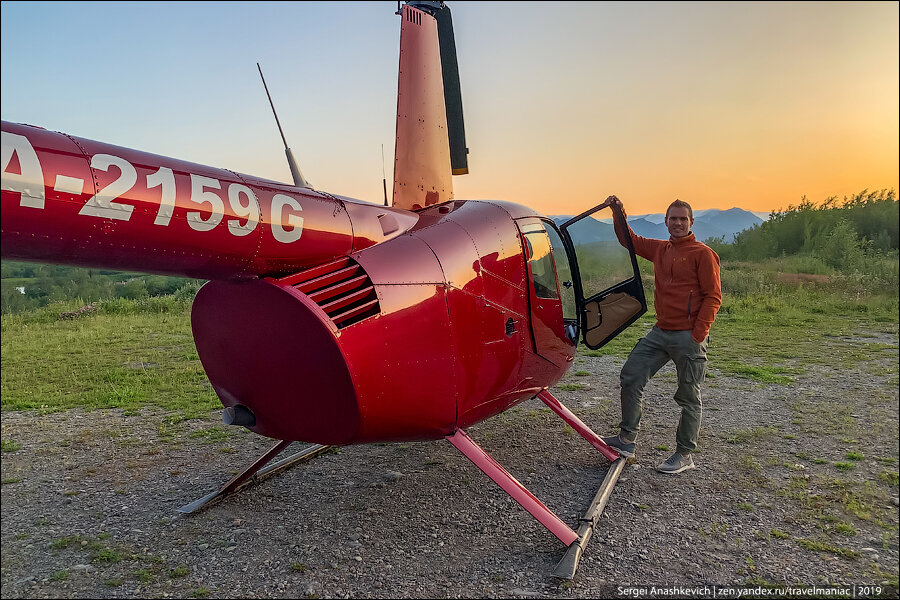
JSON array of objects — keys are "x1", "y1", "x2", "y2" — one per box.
[
  {"x1": 585, "y1": 257, "x2": 899, "y2": 381},
  {"x1": 1, "y1": 296, "x2": 219, "y2": 416}
]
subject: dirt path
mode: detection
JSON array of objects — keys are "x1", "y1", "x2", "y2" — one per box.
[{"x1": 1, "y1": 331, "x2": 898, "y2": 598}]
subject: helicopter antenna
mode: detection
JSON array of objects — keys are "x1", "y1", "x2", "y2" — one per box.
[
  {"x1": 382, "y1": 144, "x2": 389, "y2": 206},
  {"x1": 257, "y1": 63, "x2": 311, "y2": 189}
]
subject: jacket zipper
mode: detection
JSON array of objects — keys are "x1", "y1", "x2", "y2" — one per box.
[{"x1": 668, "y1": 244, "x2": 675, "y2": 284}]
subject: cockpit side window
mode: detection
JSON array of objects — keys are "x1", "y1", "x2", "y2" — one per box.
[
  {"x1": 522, "y1": 231, "x2": 558, "y2": 299},
  {"x1": 544, "y1": 223, "x2": 577, "y2": 321}
]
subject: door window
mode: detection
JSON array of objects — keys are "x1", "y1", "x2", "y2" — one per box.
[
  {"x1": 560, "y1": 203, "x2": 647, "y2": 350},
  {"x1": 563, "y1": 214, "x2": 636, "y2": 300}
]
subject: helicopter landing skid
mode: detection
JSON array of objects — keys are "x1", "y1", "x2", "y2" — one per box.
[{"x1": 177, "y1": 440, "x2": 332, "y2": 514}]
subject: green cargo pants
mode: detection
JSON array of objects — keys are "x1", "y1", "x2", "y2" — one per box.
[{"x1": 618, "y1": 326, "x2": 708, "y2": 455}]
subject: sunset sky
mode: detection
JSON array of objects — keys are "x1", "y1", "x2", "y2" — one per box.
[{"x1": 2, "y1": 1, "x2": 897, "y2": 216}]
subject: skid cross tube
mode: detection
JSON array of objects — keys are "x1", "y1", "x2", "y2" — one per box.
[
  {"x1": 177, "y1": 440, "x2": 332, "y2": 514},
  {"x1": 448, "y1": 390, "x2": 627, "y2": 577},
  {"x1": 537, "y1": 389, "x2": 620, "y2": 462},
  {"x1": 536, "y1": 389, "x2": 628, "y2": 577},
  {"x1": 447, "y1": 429, "x2": 579, "y2": 545}
]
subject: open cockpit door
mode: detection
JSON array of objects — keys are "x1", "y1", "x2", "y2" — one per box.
[{"x1": 560, "y1": 202, "x2": 647, "y2": 350}]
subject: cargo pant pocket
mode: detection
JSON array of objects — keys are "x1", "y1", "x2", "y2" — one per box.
[
  {"x1": 676, "y1": 331, "x2": 708, "y2": 384},
  {"x1": 681, "y1": 354, "x2": 708, "y2": 384}
]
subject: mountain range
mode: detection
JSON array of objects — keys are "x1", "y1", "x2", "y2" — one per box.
[{"x1": 551, "y1": 207, "x2": 766, "y2": 243}]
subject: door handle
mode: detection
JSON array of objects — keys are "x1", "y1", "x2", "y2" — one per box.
[{"x1": 505, "y1": 317, "x2": 516, "y2": 336}]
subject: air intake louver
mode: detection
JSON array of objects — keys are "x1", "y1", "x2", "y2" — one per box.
[{"x1": 276, "y1": 257, "x2": 380, "y2": 328}]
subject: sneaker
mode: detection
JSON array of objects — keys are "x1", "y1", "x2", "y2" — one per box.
[
  {"x1": 657, "y1": 452, "x2": 695, "y2": 474},
  {"x1": 601, "y1": 434, "x2": 636, "y2": 458}
]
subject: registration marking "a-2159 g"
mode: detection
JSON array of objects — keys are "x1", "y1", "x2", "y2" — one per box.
[{"x1": 1, "y1": 131, "x2": 305, "y2": 244}]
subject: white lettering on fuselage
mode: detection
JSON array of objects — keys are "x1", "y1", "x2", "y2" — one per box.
[
  {"x1": 0, "y1": 132, "x2": 303, "y2": 243},
  {"x1": 1, "y1": 131, "x2": 45, "y2": 208}
]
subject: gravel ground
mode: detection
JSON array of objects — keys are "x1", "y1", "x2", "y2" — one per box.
[{"x1": 1, "y1": 329, "x2": 898, "y2": 599}]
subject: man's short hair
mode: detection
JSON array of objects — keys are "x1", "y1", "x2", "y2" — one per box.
[{"x1": 666, "y1": 199, "x2": 693, "y2": 220}]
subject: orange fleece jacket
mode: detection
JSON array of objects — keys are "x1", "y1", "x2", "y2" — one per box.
[{"x1": 619, "y1": 224, "x2": 722, "y2": 343}]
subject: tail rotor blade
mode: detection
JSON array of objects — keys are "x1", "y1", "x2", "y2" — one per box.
[{"x1": 433, "y1": 4, "x2": 468, "y2": 175}]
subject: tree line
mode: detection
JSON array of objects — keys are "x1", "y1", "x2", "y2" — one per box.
[
  {"x1": 708, "y1": 189, "x2": 898, "y2": 271},
  {"x1": 1, "y1": 261, "x2": 194, "y2": 314}
]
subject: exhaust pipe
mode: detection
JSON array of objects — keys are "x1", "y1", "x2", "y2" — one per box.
[{"x1": 223, "y1": 404, "x2": 256, "y2": 427}]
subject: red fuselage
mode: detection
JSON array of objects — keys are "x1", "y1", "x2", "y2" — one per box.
[{"x1": 1, "y1": 121, "x2": 575, "y2": 444}]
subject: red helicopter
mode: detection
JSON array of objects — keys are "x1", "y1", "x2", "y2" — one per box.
[{"x1": 1, "y1": 0, "x2": 646, "y2": 577}]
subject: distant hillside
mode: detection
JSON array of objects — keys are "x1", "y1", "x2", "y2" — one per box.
[
  {"x1": 628, "y1": 217, "x2": 669, "y2": 240},
  {"x1": 550, "y1": 216, "x2": 616, "y2": 243},
  {"x1": 551, "y1": 207, "x2": 764, "y2": 243},
  {"x1": 695, "y1": 208, "x2": 765, "y2": 242}
]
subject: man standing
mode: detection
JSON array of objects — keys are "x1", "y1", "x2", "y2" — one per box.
[{"x1": 603, "y1": 196, "x2": 722, "y2": 474}]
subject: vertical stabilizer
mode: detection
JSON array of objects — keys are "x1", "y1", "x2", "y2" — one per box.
[{"x1": 392, "y1": 3, "x2": 453, "y2": 211}]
